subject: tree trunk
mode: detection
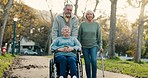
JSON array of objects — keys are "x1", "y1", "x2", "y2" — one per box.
[
  {"x1": 0, "y1": 0, "x2": 13, "y2": 53},
  {"x1": 135, "y1": 1, "x2": 147, "y2": 62},
  {"x1": 74, "y1": 0, "x2": 78, "y2": 17},
  {"x1": 93, "y1": 0, "x2": 99, "y2": 13},
  {"x1": 48, "y1": 10, "x2": 54, "y2": 55},
  {"x1": 108, "y1": 0, "x2": 117, "y2": 58}
]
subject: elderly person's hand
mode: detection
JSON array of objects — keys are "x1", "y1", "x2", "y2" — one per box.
[
  {"x1": 57, "y1": 46, "x2": 74, "y2": 52},
  {"x1": 58, "y1": 48, "x2": 66, "y2": 52},
  {"x1": 67, "y1": 46, "x2": 74, "y2": 52}
]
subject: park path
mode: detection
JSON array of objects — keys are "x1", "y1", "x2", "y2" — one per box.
[{"x1": 5, "y1": 56, "x2": 135, "y2": 78}]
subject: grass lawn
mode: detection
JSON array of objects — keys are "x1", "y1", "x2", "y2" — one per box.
[
  {"x1": 0, "y1": 53, "x2": 15, "y2": 77},
  {"x1": 97, "y1": 57, "x2": 148, "y2": 78}
]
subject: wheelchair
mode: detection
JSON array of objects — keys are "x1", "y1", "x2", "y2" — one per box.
[{"x1": 49, "y1": 50, "x2": 83, "y2": 78}]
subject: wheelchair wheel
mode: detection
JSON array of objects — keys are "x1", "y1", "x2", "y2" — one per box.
[
  {"x1": 77, "y1": 59, "x2": 83, "y2": 78},
  {"x1": 49, "y1": 59, "x2": 56, "y2": 78}
]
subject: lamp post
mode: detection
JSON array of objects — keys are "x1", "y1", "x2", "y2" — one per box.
[
  {"x1": 18, "y1": 39, "x2": 20, "y2": 54},
  {"x1": 16, "y1": 35, "x2": 20, "y2": 54},
  {"x1": 12, "y1": 18, "x2": 18, "y2": 56}
]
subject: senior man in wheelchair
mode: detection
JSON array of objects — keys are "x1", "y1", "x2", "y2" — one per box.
[{"x1": 50, "y1": 26, "x2": 81, "y2": 78}]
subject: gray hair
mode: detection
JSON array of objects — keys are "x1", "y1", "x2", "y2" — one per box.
[
  {"x1": 64, "y1": 4, "x2": 73, "y2": 9},
  {"x1": 61, "y1": 26, "x2": 71, "y2": 33},
  {"x1": 85, "y1": 10, "x2": 95, "y2": 19}
]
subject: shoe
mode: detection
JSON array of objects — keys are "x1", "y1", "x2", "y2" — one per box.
[
  {"x1": 59, "y1": 76, "x2": 64, "y2": 78},
  {"x1": 72, "y1": 75, "x2": 77, "y2": 78}
]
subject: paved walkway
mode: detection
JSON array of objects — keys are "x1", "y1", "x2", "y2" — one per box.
[
  {"x1": 82, "y1": 66, "x2": 135, "y2": 78},
  {"x1": 9, "y1": 56, "x2": 135, "y2": 78}
]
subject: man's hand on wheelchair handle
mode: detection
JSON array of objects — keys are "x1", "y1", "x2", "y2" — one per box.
[{"x1": 100, "y1": 48, "x2": 104, "y2": 53}]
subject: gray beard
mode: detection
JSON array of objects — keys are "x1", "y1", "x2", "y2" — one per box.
[{"x1": 66, "y1": 14, "x2": 71, "y2": 17}]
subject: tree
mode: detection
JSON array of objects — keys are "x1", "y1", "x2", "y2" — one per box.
[
  {"x1": 136, "y1": 0, "x2": 148, "y2": 62},
  {"x1": 7, "y1": 2, "x2": 37, "y2": 44},
  {"x1": 74, "y1": 0, "x2": 78, "y2": 16},
  {"x1": 116, "y1": 16, "x2": 132, "y2": 56},
  {"x1": 142, "y1": 18, "x2": 148, "y2": 58},
  {"x1": 0, "y1": 0, "x2": 12, "y2": 54},
  {"x1": 128, "y1": 0, "x2": 148, "y2": 62},
  {"x1": 0, "y1": 1, "x2": 48, "y2": 55},
  {"x1": 108, "y1": 0, "x2": 118, "y2": 58},
  {"x1": 93, "y1": 0, "x2": 100, "y2": 13},
  {"x1": 42, "y1": 0, "x2": 57, "y2": 55}
]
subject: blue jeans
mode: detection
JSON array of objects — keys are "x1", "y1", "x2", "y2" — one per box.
[
  {"x1": 82, "y1": 46, "x2": 98, "y2": 78},
  {"x1": 55, "y1": 55, "x2": 77, "y2": 78}
]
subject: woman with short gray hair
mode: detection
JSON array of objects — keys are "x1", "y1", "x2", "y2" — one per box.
[
  {"x1": 78, "y1": 10, "x2": 103, "y2": 78},
  {"x1": 50, "y1": 26, "x2": 81, "y2": 78}
]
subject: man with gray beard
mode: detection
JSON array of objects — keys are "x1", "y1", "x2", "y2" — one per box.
[{"x1": 51, "y1": 4, "x2": 79, "y2": 40}]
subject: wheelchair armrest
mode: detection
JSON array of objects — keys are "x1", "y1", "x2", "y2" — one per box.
[
  {"x1": 51, "y1": 48, "x2": 76, "y2": 52},
  {"x1": 51, "y1": 49, "x2": 81, "y2": 54},
  {"x1": 77, "y1": 49, "x2": 81, "y2": 53},
  {"x1": 51, "y1": 50, "x2": 59, "y2": 53}
]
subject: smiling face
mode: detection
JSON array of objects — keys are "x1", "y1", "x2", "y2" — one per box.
[
  {"x1": 64, "y1": 4, "x2": 73, "y2": 17},
  {"x1": 62, "y1": 26, "x2": 71, "y2": 37},
  {"x1": 86, "y1": 10, "x2": 95, "y2": 21}
]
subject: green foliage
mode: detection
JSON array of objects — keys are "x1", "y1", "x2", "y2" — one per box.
[
  {"x1": 126, "y1": 50, "x2": 135, "y2": 57},
  {"x1": 1, "y1": 1, "x2": 50, "y2": 52},
  {"x1": 0, "y1": 53, "x2": 15, "y2": 77},
  {"x1": 97, "y1": 58, "x2": 148, "y2": 78}
]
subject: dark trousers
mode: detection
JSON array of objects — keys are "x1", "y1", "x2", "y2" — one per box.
[{"x1": 55, "y1": 55, "x2": 77, "y2": 78}]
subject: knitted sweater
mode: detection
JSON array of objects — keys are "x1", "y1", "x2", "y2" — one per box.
[
  {"x1": 51, "y1": 13, "x2": 79, "y2": 40},
  {"x1": 78, "y1": 21, "x2": 102, "y2": 48},
  {"x1": 50, "y1": 36, "x2": 81, "y2": 58}
]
